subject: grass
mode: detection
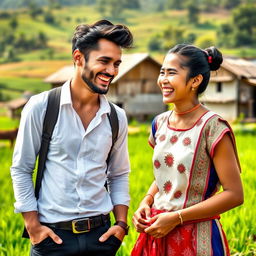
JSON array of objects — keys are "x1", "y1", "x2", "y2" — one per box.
[
  {"x1": 0, "y1": 76, "x2": 51, "y2": 101},
  {"x1": 0, "y1": 117, "x2": 255, "y2": 255}
]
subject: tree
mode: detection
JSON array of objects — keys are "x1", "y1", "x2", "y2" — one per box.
[
  {"x1": 9, "y1": 16, "x2": 18, "y2": 30},
  {"x1": 221, "y1": 0, "x2": 241, "y2": 9},
  {"x1": 166, "y1": 0, "x2": 185, "y2": 10},
  {"x1": 148, "y1": 35, "x2": 162, "y2": 51},
  {"x1": 28, "y1": 1, "x2": 43, "y2": 19},
  {"x1": 44, "y1": 11, "x2": 55, "y2": 24},
  {"x1": 187, "y1": 1, "x2": 200, "y2": 24},
  {"x1": 96, "y1": 0, "x2": 107, "y2": 17},
  {"x1": 123, "y1": 0, "x2": 140, "y2": 9},
  {"x1": 218, "y1": 4, "x2": 256, "y2": 47},
  {"x1": 37, "y1": 31, "x2": 48, "y2": 47},
  {"x1": 148, "y1": 26, "x2": 186, "y2": 52},
  {"x1": 108, "y1": 0, "x2": 126, "y2": 19},
  {"x1": 232, "y1": 4, "x2": 256, "y2": 35},
  {"x1": 195, "y1": 34, "x2": 216, "y2": 49}
]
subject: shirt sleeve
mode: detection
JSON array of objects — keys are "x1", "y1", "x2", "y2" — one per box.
[
  {"x1": 10, "y1": 92, "x2": 48, "y2": 213},
  {"x1": 107, "y1": 106, "x2": 130, "y2": 207},
  {"x1": 205, "y1": 116, "x2": 241, "y2": 172}
]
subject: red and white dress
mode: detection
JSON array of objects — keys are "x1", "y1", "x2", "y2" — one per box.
[{"x1": 131, "y1": 110, "x2": 240, "y2": 256}]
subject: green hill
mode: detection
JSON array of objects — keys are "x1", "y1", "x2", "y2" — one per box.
[
  {"x1": 0, "y1": 4, "x2": 256, "y2": 106},
  {"x1": 1, "y1": 4, "x2": 256, "y2": 64}
]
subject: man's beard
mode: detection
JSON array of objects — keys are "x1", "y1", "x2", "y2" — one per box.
[{"x1": 82, "y1": 70, "x2": 112, "y2": 95}]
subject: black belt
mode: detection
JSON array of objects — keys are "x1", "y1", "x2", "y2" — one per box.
[{"x1": 42, "y1": 214, "x2": 110, "y2": 234}]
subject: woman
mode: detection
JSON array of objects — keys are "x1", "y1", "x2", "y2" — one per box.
[{"x1": 131, "y1": 44, "x2": 243, "y2": 256}]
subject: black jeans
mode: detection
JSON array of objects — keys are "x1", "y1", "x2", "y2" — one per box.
[{"x1": 30, "y1": 221, "x2": 121, "y2": 256}]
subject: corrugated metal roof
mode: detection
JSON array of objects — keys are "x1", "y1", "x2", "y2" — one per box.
[{"x1": 44, "y1": 53, "x2": 161, "y2": 84}]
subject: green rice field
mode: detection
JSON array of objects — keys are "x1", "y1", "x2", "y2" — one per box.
[{"x1": 0, "y1": 124, "x2": 256, "y2": 255}]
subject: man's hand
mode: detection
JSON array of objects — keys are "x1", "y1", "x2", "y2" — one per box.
[
  {"x1": 99, "y1": 225, "x2": 125, "y2": 242},
  {"x1": 27, "y1": 222, "x2": 62, "y2": 245}
]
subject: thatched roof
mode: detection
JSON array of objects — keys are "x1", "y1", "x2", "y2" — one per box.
[
  {"x1": 6, "y1": 97, "x2": 28, "y2": 110},
  {"x1": 222, "y1": 58, "x2": 256, "y2": 79},
  {"x1": 209, "y1": 57, "x2": 256, "y2": 85},
  {"x1": 44, "y1": 53, "x2": 161, "y2": 84}
]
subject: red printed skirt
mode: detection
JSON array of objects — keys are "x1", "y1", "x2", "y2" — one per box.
[{"x1": 131, "y1": 209, "x2": 230, "y2": 256}]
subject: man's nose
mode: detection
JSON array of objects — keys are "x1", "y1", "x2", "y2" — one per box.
[{"x1": 106, "y1": 64, "x2": 116, "y2": 76}]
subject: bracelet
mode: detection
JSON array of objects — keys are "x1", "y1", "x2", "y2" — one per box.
[
  {"x1": 145, "y1": 193, "x2": 154, "y2": 202},
  {"x1": 177, "y1": 210, "x2": 183, "y2": 225}
]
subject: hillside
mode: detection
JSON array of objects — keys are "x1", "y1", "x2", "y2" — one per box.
[
  {"x1": 1, "y1": 4, "x2": 255, "y2": 63},
  {"x1": 0, "y1": 4, "x2": 256, "y2": 105}
]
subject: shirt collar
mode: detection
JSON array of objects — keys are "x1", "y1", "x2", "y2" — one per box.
[{"x1": 60, "y1": 80, "x2": 111, "y2": 114}]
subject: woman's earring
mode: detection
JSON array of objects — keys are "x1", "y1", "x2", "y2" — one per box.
[{"x1": 192, "y1": 87, "x2": 195, "y2": 91}]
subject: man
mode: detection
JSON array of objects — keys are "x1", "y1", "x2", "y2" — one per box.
[{"x1": 11, "y1": 20, "x2": 133, "y2": 256}]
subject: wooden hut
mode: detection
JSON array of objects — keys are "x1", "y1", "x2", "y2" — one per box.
[
  {"x1": 201, "y1": 58, "x2": 256, "y2": 122},
  {"x1": 44, "y1": 53, "x2": 167, "y2": 120}
]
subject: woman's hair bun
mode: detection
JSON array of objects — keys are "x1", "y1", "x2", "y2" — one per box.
[{"x1": 204, "y1": 46, "x2": 223, "y2": 71}]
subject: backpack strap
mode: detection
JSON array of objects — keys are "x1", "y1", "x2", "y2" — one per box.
[
  {"x1": 35, "y1": 87, "x2": 62, "y2": 199},
  {"x1": 23, "y1": 87, "x2": 61, "y2": 238},
  {"x1": 106, "y1": 102, "x2": 119, "y2": 166}
]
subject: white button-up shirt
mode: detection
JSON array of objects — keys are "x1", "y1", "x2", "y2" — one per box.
[{"x1": 11, "y1": 81, "x2": 130, "y2": 223}]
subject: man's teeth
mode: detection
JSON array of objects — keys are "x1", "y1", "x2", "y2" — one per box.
[{"x1": 98, "y1": 75, "x2": 111, "y2": 82}]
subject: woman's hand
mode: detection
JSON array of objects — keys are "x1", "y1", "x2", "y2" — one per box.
[
  {"x1": 144, "y1": 212, "x2": 180, "y2": 238},
  {"x1": 132, "y1": 202, "x2": 151, "y2": 233}
]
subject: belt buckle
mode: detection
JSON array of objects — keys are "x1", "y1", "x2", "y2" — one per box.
[{"x1": 72, "y1": 218, "x2": 90, "y2": 234}]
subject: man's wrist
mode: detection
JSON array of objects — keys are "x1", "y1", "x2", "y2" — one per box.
[{"x1": 114, "y1": 221, "x2": 129, "y2": 235}]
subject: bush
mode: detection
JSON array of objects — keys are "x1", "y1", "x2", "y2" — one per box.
[{"x1": 195, "y1": 34, "x2": 216, "y2": 49}]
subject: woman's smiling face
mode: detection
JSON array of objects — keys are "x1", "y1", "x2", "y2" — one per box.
[{"x1": 157, "y1": 53, "x2": 193, "y2": 105}]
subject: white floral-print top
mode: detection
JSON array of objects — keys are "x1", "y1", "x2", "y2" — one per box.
[{"x1": 148, "y1": 110, "x2": 239, "y2": 212}]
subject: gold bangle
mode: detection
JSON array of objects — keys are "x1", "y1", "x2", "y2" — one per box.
[{"x1": 177, "y1": 210, "x2": 183, "y2": 225}]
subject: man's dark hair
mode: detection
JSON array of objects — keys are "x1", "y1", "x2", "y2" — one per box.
[{"x1": 72, "y1": 19, "x2": 133, "y2": 61}]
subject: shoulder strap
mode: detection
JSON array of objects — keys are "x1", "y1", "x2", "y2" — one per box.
[
  {"x1": 23, "y1": 87, "x2": 61, "y2": 238},
  {"x1": 35, "y1": 87, "x2": 61, "y2": 199},
  {"x1": 106, "y1": 102, "x2": 119, "y2": 166}
]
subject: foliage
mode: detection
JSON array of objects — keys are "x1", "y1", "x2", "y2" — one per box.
[
  {"x1": 218, "y1": 4, "x2": 256, "y2": 47},
  {"x1": 43, "y1": 11, "x2": 55, "y2": 24},
  {"x1": 148, "y1": 26, "x2": 186, "y2": 52},
  {"x1": 195, "y1": 34, "x2": 216, "y2": 49},
  {"x1": 186, "y1": 0, "x2": 200, "y2": 24},
  {"x1": 9, "y1": 16, "x2": 18, "y2": 30},
  {"x1": 0, "y1": 2, "x2": 256, "y2": 60},
  {"x1": 0, "y1": 128, "x2": 255, "y2": 255}
]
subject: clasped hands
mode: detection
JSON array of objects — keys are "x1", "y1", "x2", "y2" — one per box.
[{"x1": 132, "y1": 203, "x2": 180, "y2": 238}]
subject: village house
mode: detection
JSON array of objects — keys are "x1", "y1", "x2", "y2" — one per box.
[
  {"x1": 201, "y1": 58, "x2": 256, "y2": 122},
  {"x1": 44, "y1": 54, "x2": 256, "y2": 122},
  {"x1": 5, "y1": 91, "x2": 32, "y2": 119},
  {"x1": 44, "y1": 53, "x2": 167, "y2": 120}
]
